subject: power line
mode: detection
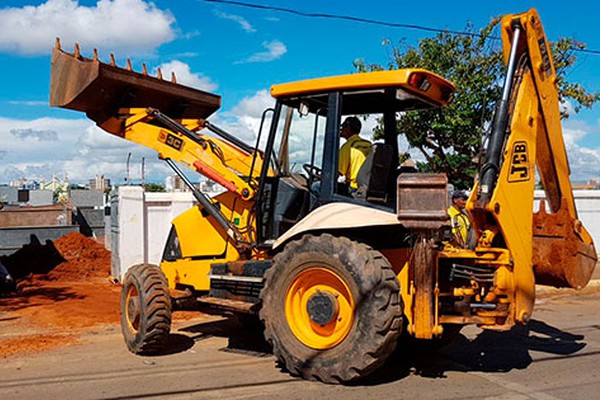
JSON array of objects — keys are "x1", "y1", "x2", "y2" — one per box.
[
  {"x1": 204, "y1": 0, "x2": 600, "y2": 56},
  {"x1": 205, "y1": 0, "x2": 482, "y2": 38}
]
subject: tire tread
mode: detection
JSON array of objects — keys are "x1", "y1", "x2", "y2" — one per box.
[{"x1": 120, "y1": 264, "x2": 172, "y2": 355}]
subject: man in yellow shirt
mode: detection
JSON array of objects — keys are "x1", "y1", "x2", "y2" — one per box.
[
  {"x1": 447, "y1": 190, "x2": 473, "y2": 248},
  {"x1": 338, "y1": 116, "x2": 372, "y2": 189}
]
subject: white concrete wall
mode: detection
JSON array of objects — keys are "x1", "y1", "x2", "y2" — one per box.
[
  {"x1": 110, "y1": 188, "x2": 600, "y2": 280},
  {"x1": 144, "y1": 191, "x2": 195, "y2": 266},
  {"x1": 110, "y1": 186, "x2": 195, "y2": 280},
  {"x1": 535, "y1": 190, "x2": 600, "y2": 251}
]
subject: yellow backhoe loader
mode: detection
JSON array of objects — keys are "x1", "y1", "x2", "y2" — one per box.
[{"x1": 50, "y1": 9, "x2": 596, "y2": 383}]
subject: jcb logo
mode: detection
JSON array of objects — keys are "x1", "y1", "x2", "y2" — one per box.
[
  {"x1": 537, "y1": 38, "x2": 552, "y2": 77},
  {"x1": 158, "y1": 130, "x2": 184, "y2": 151},
  {"x1": 508, "y1": 141, "x2": 530, "y2": 182}
]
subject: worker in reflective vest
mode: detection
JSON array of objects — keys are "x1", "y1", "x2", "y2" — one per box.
[{"x1": 448, "y1": 190, "x2": 473, "y2": 248}]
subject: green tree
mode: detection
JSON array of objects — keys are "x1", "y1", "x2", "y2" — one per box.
[
  {"x1": 145, "y1": 183, "x2": 166, "y2": 193},
  {"x1": 354, "y1": 18, "x2": 600, "y2": 189}
]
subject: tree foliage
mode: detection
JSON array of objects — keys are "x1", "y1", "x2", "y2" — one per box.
[
  {"x1": 354, "y1": 18, "x2": 600, "y2": 189},
  {"x1": 145, "y1": 183, "x2": 166, "y2": 193}
]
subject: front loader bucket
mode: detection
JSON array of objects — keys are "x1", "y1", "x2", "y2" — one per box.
[
  {"x1": 532, "y1": 198, "x2": 597, "y2": 289},
  {"x1": 50, "y1": 40, "x2": 221, "y2": 135}
]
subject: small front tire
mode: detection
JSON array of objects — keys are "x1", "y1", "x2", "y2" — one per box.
[{"x1": 120, "y1": 264, "x2": 172, "y2": 355}]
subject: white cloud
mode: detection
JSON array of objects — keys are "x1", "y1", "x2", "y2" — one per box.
[
  {"x1": 0, "y1": 116, "x2": 166, "y2": 183},
  {"x1": 230, "y1": 90, "x2": 274, "y2": 119},
  {"x1": 560, "y1": 99, "x2": 575, "y2": 117},
  {"x1": 215, "y1": 11, "x2": 255, "y2": 33},
  {"x1": 183, "y1": 31, "x2": 201, "y2": 40},
  {"x1": 211, "y1": 90, "x2": 275, "y2": 146},
  {"x1": 563, "y1": 125, "x2": 587, "y2": 148},
  {"x1": 8, "y1": 100, "x2": 47, "y2": 107},
  {"x1": 237, "y1": 40, "x2": 287, "y2": 64},
  {"x1": 3, "y1": 95, "x2": 600, "y2": 187},
  {"x1": 562, "y1": 124, "x2": 600, "y2": 181},
  {"x1": 0, "y1": 0, "x2": 175, "y2": 56},
  {"x1": 11, "y1": 128, "x2": 58, "y2": 141},
  {"x1": 0, "y1": 90, "x2": 273, "y2": 185},
  {"x1": 153, "y1": 60, "x2": 218, "y2": 92}
]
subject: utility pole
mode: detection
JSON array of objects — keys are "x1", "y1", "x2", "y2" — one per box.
[
  {"x1": 141, "y1": 157, "x2": 146, "y2": 191},
  {"x1": 125, "y1": 152, "x2": 131, "y2": 185}
]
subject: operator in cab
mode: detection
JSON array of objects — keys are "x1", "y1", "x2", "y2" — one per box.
[{"x1": 338, "y1": 116, "x2": 372, "y2": 190}]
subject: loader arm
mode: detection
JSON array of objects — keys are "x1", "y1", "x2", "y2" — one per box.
[
  {"x1": 50, "y1": 41, "x2": 269, "y2": 250},
  {"x1": 468, "y1": 9, "x2": 596, "y2": 320},
  {"x1": 117, "y1": 107, "x2": 262, "y2": 201},
  {"x1": 50, "y1": 42, "x2": 265, "y2": 197}
]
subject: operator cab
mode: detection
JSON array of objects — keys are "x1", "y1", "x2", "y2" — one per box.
[{"x1": 255, "y1": 69, "x2": 455, "y2": 243}]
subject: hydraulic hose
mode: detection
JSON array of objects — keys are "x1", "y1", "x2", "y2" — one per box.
[{"x1": 479, "y1": 22, "x2": 523, "y2": 203}]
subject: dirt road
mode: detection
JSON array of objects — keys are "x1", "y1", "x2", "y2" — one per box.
[
  {"x1": 1, "y1": 235, "x2": 598, "y2": 399},
  {"x1": 1, "y1": 289, "x2": 599, "y2": 400}
]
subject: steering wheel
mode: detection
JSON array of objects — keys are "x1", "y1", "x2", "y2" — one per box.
[{"x1": 302, "y1": 163, "x2": 322, "y2": 181}]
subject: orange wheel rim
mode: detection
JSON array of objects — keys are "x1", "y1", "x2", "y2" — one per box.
[
  {"x1": 125, "y1": 285, "x2": 140, "y2": 332},
  {"x1": 284, "y1": 267, "x2": 354, "y2": 350}
]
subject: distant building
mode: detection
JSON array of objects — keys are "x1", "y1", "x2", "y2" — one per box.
[
  {"x1": 165, "y1": 174, "x2": 191, "y2": 192},
  {"x1": 200, "y1": 179, "x2": 223, "y2": 195},
  {"x1": 0, "y1": 186, "x2": 18, "y2": 205},
  {"x1": 89, "y1": 175, "x2": 111, "y2": 191},
  {"x1": 71, "y1": 190, "x2": 104, "y2": 209},
  {"x1": 25, "y1": 190, "x2": 54, "y2": 206},
  {"x1": 71, "y1": 189, "x2": 105, "y2": 237},
  {"x1": 40, "y1": 175, "x2": 69, "y2": 193},
  {"x1": 573, "y1": 179, "x2": 600, "y2": 190},
  {"x1": 9, "y1": 178, "x2": 40, "y2": 190}
]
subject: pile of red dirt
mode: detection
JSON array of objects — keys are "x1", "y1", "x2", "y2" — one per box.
[
  {"x1": 0, "y1": 232, "x2": 204, "y2": 359},
  {"x1": 40, "y1": 231, "x2": 112, "y2": 282},
  {"x1": 0, "y1": 232, "x2": 119, "y2": 358}
]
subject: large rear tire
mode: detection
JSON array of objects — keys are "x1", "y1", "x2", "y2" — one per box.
[
  {"x1": 260, "y1": 234, "x2": 403, "y2": 383},
  {"x1": 120, "y1": 264, "x2": 172, "y2": 355}
]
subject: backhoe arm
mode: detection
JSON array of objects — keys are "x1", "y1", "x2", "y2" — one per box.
[
  {"x1": 500, "y1": 10, "x2": 576, "y2": 217},
  {"x1": 470, "y1": 9, "x2": 596, "y2": 300}
]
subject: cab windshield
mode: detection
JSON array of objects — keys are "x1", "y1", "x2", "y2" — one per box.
[{"x1": 270, "y1": 104, "x2": 326, "y2": 179}]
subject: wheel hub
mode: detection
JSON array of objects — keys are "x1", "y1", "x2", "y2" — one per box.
[
  {"x1": 126, "y1": 292, "x2": 140, "y2": 330},
  {"x1": 307, "y1": 290, "x2": 339, "y2": 326},
  {"x1": 284, "y1": 267, "x2": 355, "y2": 349}
]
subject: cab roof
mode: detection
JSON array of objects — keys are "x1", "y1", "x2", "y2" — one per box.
[{"x1": 270, "y1": 69, "x2": 456, "y2": 114}]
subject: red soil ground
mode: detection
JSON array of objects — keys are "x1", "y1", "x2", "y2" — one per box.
[
  {"x1": 0, "y1": 232, "x2": 205, "y2": 359},
  {"x1": 0, "y1": 232, "x2": 120, "y2": 358}
]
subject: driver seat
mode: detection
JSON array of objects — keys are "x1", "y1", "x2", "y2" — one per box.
[{"x1": 354, "y1": 143, "x2": 394, "y2": 204}]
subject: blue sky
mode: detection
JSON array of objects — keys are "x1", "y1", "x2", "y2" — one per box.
[{"x1": 0, "y1": 0, "x2": 599, "y2": 184}]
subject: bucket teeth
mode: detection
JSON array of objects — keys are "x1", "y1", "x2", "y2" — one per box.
[
  {"x1": 52, "y1": 38, "x2": 179, "y2": 82},
  {"x1": 538, "y1": 199, "x2": 547, "y2": 214},
  {"x1": 50, "y1": 37, "x2": 221, "y2": 135}
]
